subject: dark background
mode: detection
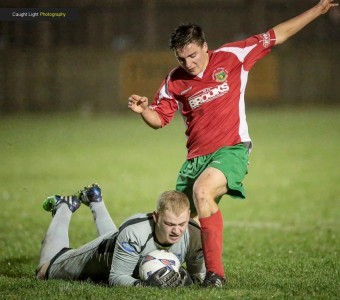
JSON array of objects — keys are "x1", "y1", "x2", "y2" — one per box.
[{"x1": 1, "y1": 0, "x2": 339, "y2": 113}]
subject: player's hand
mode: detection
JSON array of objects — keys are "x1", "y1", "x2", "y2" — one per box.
[
  {"x1": 319, "y1": 0, "x2": 338, "y2": 14},
  {"x1": 179, "y1": 267, "x2": 193, "y2": 286},
  {"x1": 145, "y1": 267, "x2": 182, "y2": 287},
  {"x1": 128, "y1": 94, "x2": 149, "y2": 114}
]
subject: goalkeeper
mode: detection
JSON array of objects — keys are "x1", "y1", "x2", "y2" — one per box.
[{"x1": 36, "y1": 184, "x2": 205, "y2": 287}]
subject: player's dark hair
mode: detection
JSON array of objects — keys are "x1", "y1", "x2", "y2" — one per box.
[{"x1": 169, "y1": 23, "x2": 206, "y2": 51}]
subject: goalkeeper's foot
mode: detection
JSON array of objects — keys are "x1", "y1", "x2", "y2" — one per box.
[
  {"x1": 201, "y1": 271, "x2": 226, "y2": 288},
  {"x1": 43, "y1": 195, "x2": 81, "y2": 216},
  {"x1": 78, "y1": 183, "x2": 102, "y2": 206}
]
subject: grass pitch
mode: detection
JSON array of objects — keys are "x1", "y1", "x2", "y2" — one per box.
[{"x1": 0, "y1": 106, "x2": 339, "y2": 299}]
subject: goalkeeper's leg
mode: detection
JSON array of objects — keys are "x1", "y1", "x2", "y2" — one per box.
[
  {"x1": 78, "y1": 183, "x2": 117, "y2": 236},
  {"x1": 36, "y1": 201, "x2": 74, "y2": 279}
]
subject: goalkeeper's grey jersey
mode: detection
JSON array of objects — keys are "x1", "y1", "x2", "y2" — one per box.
[
  {"x1": 109, "y1": 213, "x2": 205, "y2": 286},
  {"x1": 64, "y1": 213, "x2": 205, "y2": 286}
]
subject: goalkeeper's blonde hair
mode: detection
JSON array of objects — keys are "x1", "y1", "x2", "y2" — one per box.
[{"x1": 157, "y1": 190, "x2": 190, "y2": 216}]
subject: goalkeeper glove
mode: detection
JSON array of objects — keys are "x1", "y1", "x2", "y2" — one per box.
[
  {"x1": 179, "y1": 267, "x2": 193, "y2": 286},
  {"x1": 134, "y1": 267, "x2": 182, "y2": 287}
]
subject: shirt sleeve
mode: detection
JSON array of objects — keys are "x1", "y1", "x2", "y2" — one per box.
[
  {"x1": 244, "y1": 29, "x2": 276, "y2": 70},
  {"x1": 108, "y1": 228, "x2": 141, "y2": 286},
  {"x1": 185, "y1": 223, "x2": 206, "y2": 283},
  {"x1": 149, "y1": 76, "x2": 179, "y2": 127},
  {"x1": 219, "y1": 29, "x2": 276, "y2": 71}
]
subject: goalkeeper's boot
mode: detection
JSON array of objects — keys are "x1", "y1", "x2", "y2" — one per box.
[
  {"x1": 43, "y1": 195, "x2": 81, "y2": 216},
  {"x1": 201, "y1": 271, "x2": 226, "y2": 288},
  {"x1": 78, "y1": 183, "x2": 102, "y2": 206}
]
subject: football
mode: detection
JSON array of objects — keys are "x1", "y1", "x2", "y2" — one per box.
[{"x1": 139, "y1": 250, "x2": 181, "y2": 281}]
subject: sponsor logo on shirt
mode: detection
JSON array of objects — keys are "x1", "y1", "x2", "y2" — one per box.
[
  {"x1": 180, "y1": 86, "x2": 193, "y2": 95},
  {"x1": 188, "y1": 82, "x2": 229, "y2": 109},
  {"x1": 261, "y1": 32, "x2": 271, "y2": 48},
  {"x1": 213, "y1": 68, "x2": 228, "y2": 82},
  {"x1": 121, "y1": 241, "x2": 137, "y2": 253}
]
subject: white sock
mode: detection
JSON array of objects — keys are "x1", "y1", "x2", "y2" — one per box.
[
  {"x1": 38, "y1": 204, "x2": 71, "y2": 266},
  {"x1": 90, "y1": 201, "x2": 117, "y2": 236}
]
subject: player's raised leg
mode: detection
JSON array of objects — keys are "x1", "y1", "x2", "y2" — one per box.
[
  {"x1": 78, "y1": 183, "x2": 117, "y2": 236},
  {"x1": 36, "y1": 194, "x2": 81, "y2": 279},
  {"x1": 193, "y1": 167, "x2": 227, "y2": 287}
]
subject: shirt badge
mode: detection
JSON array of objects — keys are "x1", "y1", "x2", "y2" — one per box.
[{"x1": 213, "y1": 68, "x2": 228, "y2": 82}]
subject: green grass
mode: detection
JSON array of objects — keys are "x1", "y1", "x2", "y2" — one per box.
[{"x1": 0, "y1": 107, "x2": 339, "y2": 299}]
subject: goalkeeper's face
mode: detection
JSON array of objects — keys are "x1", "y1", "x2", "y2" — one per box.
[{"x1": 153, "y1": 209, "x2": 190, "y2": 245}]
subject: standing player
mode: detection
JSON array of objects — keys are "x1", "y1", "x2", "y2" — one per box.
[
  {"x1": 36, "y1": 184, "x2": 205, "y2": 287},
  {"x1": 128, "y1": 0, "x2": 338, "y2": 287}
]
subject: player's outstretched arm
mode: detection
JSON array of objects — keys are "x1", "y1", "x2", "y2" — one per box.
[
  {"x1": 273, "y1": 0, "x2": 338, "y2": 45},
  {"x1": 128, "y1": 94, "x2": 162, "y2": 129}
]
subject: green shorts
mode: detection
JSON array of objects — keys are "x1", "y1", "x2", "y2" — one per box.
[{"x1": 176, "y1": 144, "x2": 249, "y2": 213}]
